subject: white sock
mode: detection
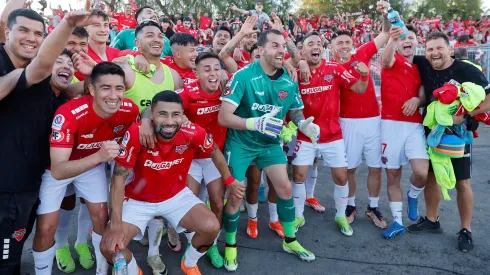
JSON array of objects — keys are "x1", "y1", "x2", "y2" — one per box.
[
  {"x1": 389, "y1": 202, "x2": 403, "y2": 225},
  {"x1": 213, "y1": 230, "x2": 221, "y2": 245},
  {"x1": 185, "y1": 230, "x2": 196, "y2": 244},
  {"x1": 184, "y1": 244, "x2": 205, "y2": 268},
  {"x1": 127, "y1": 254, "x2": 138, "y2": 275},
  {"x1": 305, "y1": 165, "x2": 318, "y2": 199},
  {"x1": 55, "y1": 209, "x2": 72, "y2": 249},
  {"x1": 408, "y1": 184, "x2": 424, "y2": 199},
  {"x1": 147, "y1": 218, "x2": 163, "y2": 257},
  {"x1": 292, "y1": 180, "x2": 306, "y2": 218},
  {"x1": 92, "y1": 232, "x2": 108, "y2": 275},
  {"x1": 368, "y1": 196, "x2": 379, "y2": 208},
  {"x1": 33, "y1": 244, "x2": 55, "y2": 275},
  {"x1": 347, "y1": 196, "x2": 356, "y2": 207},
  {"x1": 268, "y1": 202, "x2": 278, "y2": 222},
  {"x1": 75, "y1": 203, "x2": 93, "y2": 245},
  {"x1": 246, "y1": 202, "x2": 258, "y2": 220},
  {"x1": 334, "y1": 184, "x2": 349, "y2": 218}
]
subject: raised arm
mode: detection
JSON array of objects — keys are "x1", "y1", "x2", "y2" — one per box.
[
  {"x1": 270, "y1": 14, "x2": 301, "y2": 66},
  {"x1": 381, "y1": 27, "x2": 402, "y2": 68},
  {"x1": 373, "y1": 1, "x2": 391, "y2": 50},
  {"x1": 230, "y1": 4, "x2": 251, "y2": 16}
]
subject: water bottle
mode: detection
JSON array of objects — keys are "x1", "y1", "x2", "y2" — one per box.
[
  {"x1": 113, "y1": 245, "x2": 128, "y2": 275},
  {"x1": 387, "y1": 8, "x2": 408, "y2": 39}
]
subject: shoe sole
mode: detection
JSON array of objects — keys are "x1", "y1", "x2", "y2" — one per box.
[
  {"x1": 383, "y1": 230, "x2": 405, "y2": 239},
  {"x1": 365, "y1": 212, "x2": 387, "y2": 229},
  {"x1": 406, "y1": 228, "x2": 443, "y2": 234},
  {"x1": 246, "y1": 228, "x2": 258, "y2": 239},
  {"x1": 224, "y1": 263, "x2": 238, "y2": 272},
  {"x1": 269, "y1": 227, "x2": 285, "y2": 238},
  {"x1": 282, "y1": 245, "x2": 315, "y2": 262}
]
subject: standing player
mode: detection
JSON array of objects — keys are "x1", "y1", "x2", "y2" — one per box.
[
  {"x1": 329, "y1": 1, "x2": 391, "y2": 224},
  {"x1": 291, "y1": 32, "x2": 369, "y2": 236},
  {"x1": 218, "y1": 29, "x2": 318, "y2": 271},
  {"x1": 100, "y1": 91, "x2": 244, "y2": 275},
  {"x1": 32, "y1": 63, "x2": 139, "y2": 275},
  {"x1": 86, "y1": 10, "x2": 120, "y2": 63},
  {"x1": 111, "y1": 4, "x2": 137, "y2": 30},
  {"x1": 407, "y1": 32, "x2": 490, "y2": 252},
  {"x1": 379, "y1": 26, "x2": 429, "y2": 238}
]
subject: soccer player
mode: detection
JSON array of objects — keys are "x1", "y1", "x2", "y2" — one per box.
[
  {"x1": 407, "y1": 32, "x2": 490, "y2": 252},
  {"x1": 161, "y1": 33, "x2": 199, "y2": 85},
  {"x1": 112, "y1": 4, "x2": 137, "y2": 30},
  {"x1": 86, "y1": 10, "x2": 120, "y2": 63},
  {"x1": 218, "y1": 29, "x2": 318, "y2": 271},
  {"x1": 176, "y1": 17, "x2": 199, "y2": 39},
  {"x1": 291, "y1": 32, "x2": 369, "y2": 236},
  {"x1": 32, "y1": 62, "x2": 139, "y2": 275},
  {"x1": 379, "y1": 25, "x2": 429, "y2": 238},
  {"x1": 0, "y1": 9, "x2": 96, "y2": 275},
  {"x1": 111, "y1": 6, "x2": 172, "y2": 57},
  {"x1": 329, "y1": 1, "x2": 391, "y2": 225},
  {"x1": 100, "y1": 90, "x2": 244, "y2": 275}
]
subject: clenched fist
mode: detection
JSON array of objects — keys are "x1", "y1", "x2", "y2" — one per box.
[
  {"x1": 354, "y1": 62, "x2": 369, "y2": 76},
  {"x1": 96, "y1": 141, "x2": 120, "y2": 163}
]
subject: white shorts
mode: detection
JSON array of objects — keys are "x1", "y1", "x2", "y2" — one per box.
[
  {"x1": 122, "y1": 187, "x2": 202, "y2": 240},
  {"x1": 381, "y1": 120, "x2": 429, "y2": 169},
  {"x1": 340, "y1": 116, "x2": 382, "y2": 169},
  {"x1": 292, "y1": 140, "x2": 348, "y2": 168},
  {"x1": 37, "y1": 163, "x2": 108, "y2": 215},
  {"x1": 188, "y1": 158, "x2": 221, "y2": 185}
]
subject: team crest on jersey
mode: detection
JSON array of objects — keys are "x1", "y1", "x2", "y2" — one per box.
[
  {"x1": 223, "y1": 85, "x2": 232, "y2": 97},
  {"x1": 51, "y1": 131, "x2": 64, "y2": 142},
  {"x1": 113, "y1": 125, "x2": 125, "y2": 134},
  {"x1": 175, "y1": 145, "x2": 188, "y2": 154},
  {"x1": 122, "y1": 132, "x2": 130, "y2": 147},
  {"x1": 52, "y1": 114, "x2": 65, "y2": 130},
  {"x1": 118, "y1": 147, "x2": 127, "y2": 158},
  {"x1": 324, "y1": 74, "x2": 334, "y2": 82},
  {"x1": 204, "y1": 134, "x2": 213, "y2": 149},
  {"x1": 12, "y1": 228, "x2": 26, "y2": 242},
  {"x1": 278, "y1": 90, "x2": 288, "y2": 101}
]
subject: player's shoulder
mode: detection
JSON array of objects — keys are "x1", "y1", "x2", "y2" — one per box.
[
  {"x1": 56, "y1": 95, "x2": 90, "y2": 118},
  {"x1": 118, "y1": 98, "x2": 139, "y2": 115},
  {"x1": 121, "y1": 122, "x2": 141, "y2": 147},
  {"x1": 160, "y1": 56, "x2": 174, "y2": 65},
  {"x1": 179, "y1": 122, "x2": 205, "y2": 136}
]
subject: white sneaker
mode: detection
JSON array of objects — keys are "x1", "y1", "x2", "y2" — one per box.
[{"x1": 239, "y1": 200, "x2": 246, "y2": 213}]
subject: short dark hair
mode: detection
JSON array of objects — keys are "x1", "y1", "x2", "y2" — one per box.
[
  {"x1": 160, "y1": 17, "x2": 170, "y2": 24},
  {"x1": 89, "y1": 9, "x2": 109, "y2": 22},
  {"x1": 214, "y1": 26, "x2": 232, "y2": 38},
  {"x1": 303, "y1": 31, "x2": 321, "y2": 41},
  {"x1": 250, "y1": 43, "x2": 259, "y2": 53},
  {"x1": 7, "y1": 8, "x2": 45, "y2": 30},
  {"x1": 170, "y1": 32, "x2": 197, "y2": 47},
  {"x1": 295, "y1": 36, "x2": 304, "y2": 46},
  {"x1": 454, "y1": 47, "x2": 468, "y2": 59},
  {"x1": 457, "y1": 34, "x2": 469, "y2": 43},
  {"x1": 183, "y1": 17, "x2": 192, "y2": 22},
  {"x1": 60, "y1": 48, "x2": 73, "y2": 60},
  {"x1": 135, "y1": 20, "x2": 162, "y2": 37},
  {"x1": 72, "y1": 26, "x2": 89, "y2": 39},
  {"x1": 406, "y1": 25, "x2": 417, "y2": 35},
  {"x1": 196, "y1": 52, "x2": 219, "y2": 66},
  {"x1": 135, "y1": 6, "x2": 153, "y2": 21},
  {"x1": 90, "y1": 62, "x2": 125, "y2": 86},
  {"x1": 257, "y1": 29, "x2": 282, "y2": 47},
  {"x1": 426, "y1": 32, "x2": 450, "y2": 45},
  {"x1": 331, "y1": 30, "x2": 351, "y2": 40},
  {"x1": 152, "y1": 90, "x2": 183, "y2": 109}
]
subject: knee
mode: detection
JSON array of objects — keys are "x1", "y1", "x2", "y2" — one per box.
[
  {"x1": 90, "y1": 209, "x2": 108, "y2": 231},
  {"x1": 210, "y1": 197, "x2": 224, "y2": 213},
  {"x1": 292, "y1": 168, "x2": 307, "y2": 182},
  {"x1": 35, "y1": 220, "x2": 56, "y2": 240},
  {"x1": 456, "y1": 180, "x2": 471, "y2": 193},
  {"x1": 413, "y1": 169, "x2": 428, "y2": 185},
  {"x1": 386, "y1": 171, "x2": 401, "y2": 185},
  {"x1": 368, "y1": 167, "x2": 382, "y2": 177},
  {"x1": 199, "y1": 216, "x2": 220, "y2": 237},
  {"x1": 275, "y1": 181, "x2": 292, "y2": 198}
]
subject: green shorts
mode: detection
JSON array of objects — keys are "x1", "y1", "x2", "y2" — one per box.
[{"x1": 223, "y1": 140, "x2": 287, "y2": 182}]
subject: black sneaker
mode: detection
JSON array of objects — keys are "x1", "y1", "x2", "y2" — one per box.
[
  {"x1": 406, "y1": 216, "x2": 443, "y2": 234},
  {"x1": 346, "y1": 205, "x2": 357, "y2": 224},
  {"x1": 457, "y1": 228, "x2": 474, "y2": 252}
]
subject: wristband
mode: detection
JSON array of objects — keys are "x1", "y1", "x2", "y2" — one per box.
[
  {"x1": 360, "y1": 74, "x2": 369, "y2": 81},
  {"x1": 224, "y1": 175, "x2": 235, "y2": 185}
]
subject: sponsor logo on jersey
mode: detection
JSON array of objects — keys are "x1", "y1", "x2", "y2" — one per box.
[
  {"x1": 70, "y1": 104, "x2": 88, "y2": 115},
  {"x1": 183, "y1": 78, "x2": 198, "y2": 85},
  {"x1": 113, "y1": 125, "x2": 125, "y2": 134},
  {"x1": 175, "y1": 88, "x2": 184, "y2": 94},
  {"x1": 76, "y1": 111, "x2": 88, "y2": 120},
  {"x1": 52, "y1": 114, "x2": 65, "y2": 130},
  {"x1": 340, "y1": 70, "x2": 355, "y2": 83},
  {"x1": 12, "y1": 228, "x2": 26, "y2": 242},
  {"x1": 175, "y1": 145, "x2": 188, "y2": 154},
  {"x1": 255, "y1": 91, "x2": 264, "y2": 96},
  {"x1": 324, "y1": 74, "x2": 334, "y2": 82},
  {"x1": 251, "y1": 103, "x2": 282, "y2": 113},
  {"x1": 144, "y1": 159, "x2": 183, "y2": 170},
  {"x1": 197, "y1": 105, "x2": 220, "y2": 115},
  {"x1": 204, "y1": 134, "x2": 213, "y2": 149},
  {"x1": 77, "y1": 138, "x2": 121, "y2": 150},
  {"x1": 81, "y1": 133, "x2": 94, "y2": 139},
  {"x1": 147, "y1": 150, "x2": 159, "y2": 156},
  {"x1": 51, "y1": 130, "x2": 64, "y2": 142},
  {"x1": 122, "y1": 132, "x2": 130, "y2": 147},
  {"x1": 126, "y1": 146, "x2": 134, "y2": 162},
  {"x1": 122, "y1": 102, "x2": 133, "y2": 107},
  {"x1": 278, "y1": 90, "x2": 288, "y2": 100},
  {"x1": 300, "y1": 85, "x2": 333, "y2": 95}
]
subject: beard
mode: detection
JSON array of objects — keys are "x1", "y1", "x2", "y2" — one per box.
[{"x1": 155, "y1": 123, "x2": 181, "y2": 140}]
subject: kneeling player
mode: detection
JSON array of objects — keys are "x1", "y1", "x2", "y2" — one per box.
[
  {"x1": 101, "y1": 91, "x2": 244, "y2": 275},
  {"x1": 33, "y1": 63, "x2": 139, "y2": 275}
]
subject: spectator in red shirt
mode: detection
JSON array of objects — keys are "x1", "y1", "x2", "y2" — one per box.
[
  {"x1": 454, "y1": 34, "x2": 477, "y2": 48},
  {"x1": 197, "y1": 8, "x2": 212, "y2": 30},
  {"x1": 297, "y1": 14, "x2": 308, "y2": 33},
  {"x1": 465, "y1": 16, "x2": 475, "y2": 28},
  {"x1": 47, "y1": 18, "x2": 55, "y2": 34},
  {"x1": 176, "y1": 17, "x2": 200, "y2": 39},
  {"x1": 112, "y1": 4, "x2": 137, "y2": 30}
]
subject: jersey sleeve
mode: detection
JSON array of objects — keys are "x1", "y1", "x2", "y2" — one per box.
[
  {"x1": 115, "y1": 124, "x2": 141, "y2": 169},
  {"x1": 336, "y1": 63, "x2": 357, "y2": 90},
  {"x1": 289, "y1": 82, "x2": 304, "y2": 110},
  {"x1": 463, "y1": 63, "x2": 490, "y2": 95},
  {"x1": 110, "y1": 30, "x2": 127, "y2": 50},
  {"x1": 220, "y1": 72, "x2": 245, "y2": 107},
  {"x1": 50, "y1": 108, "x2": 78, "y2": 148},
  {"x1": 192, "y1": 124, "x2": 214, "y2": 157},
  {"x1": 175, "y1": 87, "x2": 189, "y2": 108},
  {"x1": 356, "y1": 41, "x2": 378, "y2": 63}
]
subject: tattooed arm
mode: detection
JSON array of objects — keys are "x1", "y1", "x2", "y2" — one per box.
[
  {"x1": 110, "y1": 164, "x2": 132, "y2": 225},
  {"x1": 374, "y1": 1, "x2": 391, "y2": 50},
  {"x1": 288, "y1": 109, "x2": 305, "y2": 126}
]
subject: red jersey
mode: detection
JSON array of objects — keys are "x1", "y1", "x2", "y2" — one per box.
[
  {"x1": 338, "y1": 41, "x2": 380, "y2": 118},
  {"x1": 160, "y1": 56, "x2": 198, "y2": 85},
  {"x1": 87, "y1": 45, "x2": 121, "y2": 63},
  {"x1": 298, "y1": 60, "x2": 357, "y2": 143},
  {"x1": 116, "y1": 122, "x2": 214, "y2": 202},
  {"x1": 175, "y1": 25, "x2": 199, "y2": 39},
  {"x1": 199, "y1": 16, "x2": 212, "y2": 30},
  {"x1": 48, "y1": 25, "x2": 55, "y2": 34},
  {"x1": 113, "y1": 13, "x2": 137, "y2": 30},
  {"x1": 54, "y1": 9, "x2": 64, "y2": 19},
  {"x1": 380, "y1": 54, "x2": 422, "y2": 123},
  {"x1": 298, "y1": 18, "x2": 308, "y2": 32},
  {"x1": 50, "y1": 96, "x2": 139, "y2": 161},
  {"x1": 230, "y1": 49, "x2": 251, "y2": 69},
  {"x1": 177, "y1": 81, "x2": 227, "y2": 155}
]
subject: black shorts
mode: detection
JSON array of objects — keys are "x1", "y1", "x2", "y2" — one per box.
[
  {"x1": 0, "y1": 191, "x2": 39, "y2": 275},
  {"x1": 425, "y1": 127, "x2": 472, "y2": 181}
]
